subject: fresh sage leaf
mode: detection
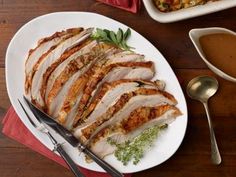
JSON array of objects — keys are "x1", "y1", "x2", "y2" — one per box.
[
  {"x1": 109, "y1": 31, "x2": 118, "y2": 44},
  {"x1": 120, "y1": 40, "x2": 129, "y2": 50},
  {"x1": 96, "y1": 28, "x2": 108, "y2": 38},
  {"x1": 91, "y1": 28, "x2": 133, "y2": 50},
  {"x1": 124, "y1": 28, "x2": 131, "y2": 40},
  {"x1": 103, "y1": 29, "x2": 111, "y2": 36},
  {"x1": 116, "y1": 28, "x2": 123, "y2": 43}
]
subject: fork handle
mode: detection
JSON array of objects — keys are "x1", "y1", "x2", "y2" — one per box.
[{"x1": 55, "y1": 143, "x2": 85, "y2": 177}]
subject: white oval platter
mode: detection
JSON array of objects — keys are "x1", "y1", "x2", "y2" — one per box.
[{"x1": 6, "y1": 12, "x2": 187, "y2": 173}]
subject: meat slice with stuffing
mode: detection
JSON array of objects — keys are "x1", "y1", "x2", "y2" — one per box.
[
  {"x1": 89, "y1": 104, "x2": 181, "y2": 158},
  {"x1": 30, "y1": 28, "x2": 94, "y2": 108},
  {"x1": 72, "y1": 61, "x2": 155, "y2": 127},
  {"x1": 46, "y1": 42, "x2": 114, "y2": 115},
  {"x1": 25, "y1": 27, "x2": 84, "y2": 95},
  {"x1": 73, "y1": 88, "x2": 177, "y2": 142},
  {"x1": 75, "y1": 79, "x2": 165, "y2": 128}
]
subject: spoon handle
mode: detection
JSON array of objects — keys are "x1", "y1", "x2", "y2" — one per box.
[{"x1": 203, "y1": 102, "x2": 222, "y2": 165}]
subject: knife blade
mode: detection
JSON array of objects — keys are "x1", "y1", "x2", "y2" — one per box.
[{"x1": 23, "y1": 96, "x2": 123, "y2": 177}]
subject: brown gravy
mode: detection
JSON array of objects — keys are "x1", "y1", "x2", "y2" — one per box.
[{"x1": 199, "y1": 33, "x2": 236, "y2": 78}]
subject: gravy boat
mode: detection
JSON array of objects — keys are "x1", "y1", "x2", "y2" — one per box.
[{"x1": 189, "y1": 27, "x2": 236, "y2": 83}]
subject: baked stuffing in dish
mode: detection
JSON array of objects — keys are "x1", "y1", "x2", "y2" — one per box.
[{"x1": 153, "y1": 0, "x2": 218, "y2": 12}]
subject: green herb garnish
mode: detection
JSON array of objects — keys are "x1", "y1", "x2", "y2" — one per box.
[
  {"x1": 107, "y1": 124, "x2": 168, "y2": 165},
  {"x1": 91, "y1": 28, "x2": 133, "y2": 50}
]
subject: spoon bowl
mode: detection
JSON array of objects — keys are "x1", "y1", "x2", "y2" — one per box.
[
  {"x1": 186, "y1": 75, "x2": 221, "y2": 165},
  {"x1": 187, "y1": 76, "x2": 219, "y2": 103}
]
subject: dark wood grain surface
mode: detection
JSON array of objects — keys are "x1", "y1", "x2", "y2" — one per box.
[{"x1": 0, "y1": 1, "x2": 236, "y2": 177}]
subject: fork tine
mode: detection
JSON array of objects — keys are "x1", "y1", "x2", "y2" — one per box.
[{"x1": 18, "y1": 99, "x2": 37, "y2": 128}]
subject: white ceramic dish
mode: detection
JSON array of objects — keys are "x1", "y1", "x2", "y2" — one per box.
[
  {"x1": 5, "y1": 12, "x2": 187, "y2": 173},
  {"x1": 143, "y1": 0, "x2": 236, "y2": 23},
  {"x1": 189, "y1": 27, "x2": 236, "y2": 83}
]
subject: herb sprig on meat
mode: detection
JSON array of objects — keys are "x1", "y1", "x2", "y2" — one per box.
[{"x1": 91, "y1": 28, "x2": 133, "y2": 50}]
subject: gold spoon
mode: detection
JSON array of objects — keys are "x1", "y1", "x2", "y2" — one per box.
[{"x1": 186, "y1": 75, "x2": 221, "y2": 165}]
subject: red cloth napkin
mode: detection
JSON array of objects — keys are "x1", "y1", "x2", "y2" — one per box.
[
  {"x1": 97, "y1": 0, "x2": 141, "y2": 13},
  {"x1": 2, "y1": 107, "x2": 131, "y2": 177}
]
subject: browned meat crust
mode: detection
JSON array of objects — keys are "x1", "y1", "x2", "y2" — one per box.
[
  {"x1": 56, "y1": 44, "x2": 116, "y2": 123},
  {"x1": 25, "y1": 28, "x2": 84, "y2": 94},
  {"x1": 121, "y1": 105, "x2": 181, "y2": 133},
  {"x1": 80, "y1": 88, "x2": 177, "y2": 140},
  {"x1": 73, "y1": 61, "x2": 155, "y2": 127},
  {"x1": 79, "y1": 79, "x2": 163, "y2": 123},
  {"x1": 41, "y1": 40, "x2": 92, "y2": 103},
  {"x1": 45, "y1": 42, "x2": 114, "y2": 110},
  {"x1": 91, "y1": 104, "x2": 181, "y2": 144},
  {"x1": 26, "y1": 28, "x2": 83, "y2": 64}
]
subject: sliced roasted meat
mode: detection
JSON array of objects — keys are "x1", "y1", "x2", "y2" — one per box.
[
  {"x1": 105, "y1": 51, "x2": 145, "y2": 64},
  {"x1": 41, "y1": 39, "x2": 95, "y2": 102},
  {"x1": 24, "y1": 27, "x2": 183, "y2": 163},
  {"x1": 25, "y1": 27, "x2": 83, "y2": 95},
  {"x1": 30, "y1": 28, "x2": 93, "y2": 108},
  {"x1": 64, "y1": 79, "x2": 164, "y2": 130},
  {"x1": 45, "y1": 42, "x2": 113, "y2": 111},
  {"x1": 47, "y1": 44, "x2": 116, "y2": 118},
  {"x1": 73, "y1": 88, "x2": 177, "y2": 142},
  {"x1": 77, "y1": 79, "x2": 165, "y2": 127},
  {"x1": 64, "y1": 95, "x2": 83, "y2": 129},
  {"x1": 49, "y1": 71, "x2": 84, "y2": 119},
  {"x1": 73, "y1": 61, "x2": 155, "y2": 126},
  {"x1": 119, "y1": 105, "x2": 181, "y2": 134},
  {"x1": 89, "y1": 105, "x2": 181, "y2": 158},
  {"x1": 53, "y1": 48, "x2": 119, "y2": 124},
  {"x1": 45, "y1": 40, "x2": 97, "y2": 102}
]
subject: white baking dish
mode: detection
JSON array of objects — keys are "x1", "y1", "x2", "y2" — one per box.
[{"x1": 143, "y1": 0, "x2": 236, "y2": 23}]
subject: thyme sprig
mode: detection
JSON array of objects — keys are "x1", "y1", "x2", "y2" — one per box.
[{"x1": 107, "y1": 124, "x2": 168, "y2": 165}]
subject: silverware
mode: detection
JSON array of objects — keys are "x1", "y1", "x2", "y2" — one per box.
[
  {"x1": 186, "y1": 75, "x2": 221, "y2": 165},
  {"x1": 22, "y1": 96, "x2": 123, "y2": 177},
  {"x1": 18, "y1": 99, "x2": 85, "y2": 177}
]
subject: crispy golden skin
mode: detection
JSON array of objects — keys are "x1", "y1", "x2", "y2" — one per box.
[
  {"x1": 41, "y1": 40, "x2": 92, "y2": 103},
  {"x1": 45, "y1": 42, "x2": 112, "y2": 111},
  {"x1": 90, "y1": 104, "x2": 181, "y2": 145},
  {"x1": 25, "y1": 28, "x2": 83, "y2": 94},
  {"x1": 79, "y1": 79, "x2": 165, "y2": 124},
  {"x1": 120, "y1": 105, "x2": 181, "y2": 133},
  {"x1": 73, "y1": 61, "x2": 155, "y2": 127},
  {"x1": 26, "y1": 28, "x2": 84, "y2": 65},
  {"x1": 56, "y1": 43, "x2": 115, "y2": 124},
  {"x1": 80, "y1": 88, "x2": 177, "y2": 140}
]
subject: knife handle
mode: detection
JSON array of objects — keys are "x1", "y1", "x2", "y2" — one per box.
[
  {"x1": 55, "y1": 143, "x2": 85, "y2": 177},
  {"x1": 83, "y1": 148, "x2": 123, "y2": 177}
]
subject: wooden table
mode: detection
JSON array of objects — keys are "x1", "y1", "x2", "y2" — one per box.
[{"x1": 1, "y1": 1, "x2": 236, "y2": 177}]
